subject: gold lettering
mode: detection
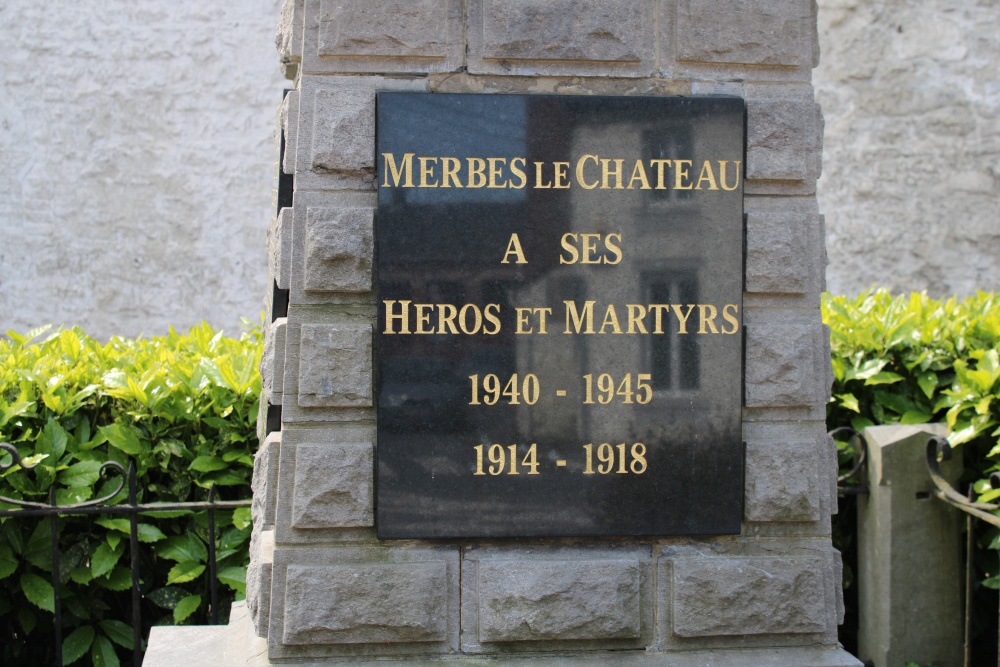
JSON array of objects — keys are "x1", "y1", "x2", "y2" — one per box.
[
  {"x1": 559, "y1": 233, "x2": 580, "y2": 265},
  {"x1": 576, "y1": 154, "x2": 599, "y2": 190},
  {"x1": 649, "y1": 159, "x2": 671, "y2": 190},
  {"x1": 580, "y1": 233, "x2": 601, "y2": 264},
  {"x1": 437, "y1": 304, "x2": 459, "y2": 334},
  {"x1": 553, "y1": 162, "x2": 570, "y2": 189},
  {"x1": 502, "y1": 233, "x2": 527, "y2": 264},
  {"x1": 467, "y1": 158, "x2": 487, "y2": 188},
  {"x1": 697, "y1": 304, "x2": 719, "y2": 334},
  {"x1": 381, "y1": 152, "x2": 414, "y2": 188},
  {"x1": 487, "y1": 157, "x2": 507, "y2": 188},
  {"x1": 483, "y1": 304, "x2": 502, "y2": 335},
  {"x1": 418, "y1": 156, "x2": 439, "y2": 188},
  {"x1": 674, "y1": 160, "x2": 693, "y2": 190},
  {"x1": 672, "y1": 304, "x2": 696, "y2": 333},
  {"x1": 601, "y1": 158, "x2": 625, "y2": 189},
  {"x1": 564, "y1": 300, "x2": 595, "y2": 334},
  {"x1": 649, "y1": 304, "x2": 671, "y2": 334},
  {"x1": 695, "y1": 160, "x2": 718, "y2": 191},
  {"x1": 604, "y1": 233, "x2": 622, "y2": 265},
  {"x1": 599, "y1": 304, "x2": 623, "y2": 334},
  {"x1": 414, "y1": 303, "x2": 434, "y2": 334},
  {"x1": 441, "y1": 157, "x2": 463, "y2": 188},
  {"x1": 515, "y1": 307, "x2": 534, "y2": 334},
  {"x1": 719, "y1": 160, "x2": 741, "y2": 191},
  {"x1": 627, "y1": 304, "x2": 648, "y2": 334},
  {"x1": 721, "y1": 303, "x2": 740, "y2": 334},
  {"x1": 534, "y1": 161, "x2": 552, "y2": 189},
  {"x1": 627, "y1": 160, "x2": 651, "y2": 190},
  {"x1": 383, "y1": 299, "x2": 411, "y2": 334},
  {"x1": 509, "y1": 157, "x2": 527, "y2": 189},
  {"x1": 459, "y1": 304, "x2": 483, "y2": 334}
]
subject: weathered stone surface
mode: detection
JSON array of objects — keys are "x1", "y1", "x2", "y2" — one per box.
[
  {"x1": 303, "y1": 207, "x2": 373, "y2": 293},
  {"x1": 246, "y1": 530, "x2": 274, "y2": 638},
  {"x1": 261, "y1": 318, "x2": 286, "y2": 405},
  {"x1": 276, "y1": 0, "x2": 304, "y2": 66},
  {"x1": 745, "y1": 210, "x2": 814, "y2": 294},
  {"x1": 268, "y1": 208, "x2": 292, "y2": 290},
  {"x1": 311, "y1": 87, "x2": 374, "y2": 175},
  {"x1": 746, "y1": 92, "x2": 823, "y2": 182},
  {"x1": 469, "y1": 0, "x2": 655, "y2": 76},
  {"x1": 745, "y1": 440, "x2": 821, "y2": 522},
  {"x1": 477, "y1": 559, "x2": 640, "y2": 642},
  {"x1": 282, "y1": 562, "x2": 448, "y2": 644},
  {"x1": 671, "y1": 558, "x2": 827, "y2": 636},
  {"x1": 676, "y1": 0, "x2": 812, "y2": 67},
  {"x1": 291, "y1": 443, "x2": 373, "y2": 528},
  {"x1": 297, "y1": 323, "x2": 372, "y2": 407},
  {"x1": 318, "y1": 0, "x2": 452, "y2": 58},
  {"x1": 252, "y1": 432, "x2": 281, "y2": 530},
  {"x1": 745, "y1": 322, "x2": 822, "y2": 407}
]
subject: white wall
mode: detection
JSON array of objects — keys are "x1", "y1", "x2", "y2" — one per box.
[
  {"x1": 816, "y1": 0, "x2": 1000, "y2": 297},
  {"x1": 0, "y1": 1, "x2": 287, "y2": 340}
]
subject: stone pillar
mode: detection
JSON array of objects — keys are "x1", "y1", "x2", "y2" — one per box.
[
  {"x1": 857, "y1": 425, "x2": 963, "y2": 667},
  {"x1": 246, "y1": 1, "x2": 861, "y2": 665}
]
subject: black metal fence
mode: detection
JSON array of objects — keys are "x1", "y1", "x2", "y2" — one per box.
[{"x1": 0, "y1": 442, "x2": 251, "y2": 666}]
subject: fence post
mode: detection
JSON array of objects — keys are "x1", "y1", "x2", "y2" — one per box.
[{"x1": 858, "y1": 424, "x2": 963, "y2": 666}]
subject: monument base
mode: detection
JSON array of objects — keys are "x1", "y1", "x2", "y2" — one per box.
[{"x1": 144, "y1": 602, "x2": 861, "y2": 667}]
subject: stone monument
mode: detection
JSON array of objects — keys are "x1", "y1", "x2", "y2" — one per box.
[{"x1": 244, "y1": 1, "x2": 861, "y2": 665}]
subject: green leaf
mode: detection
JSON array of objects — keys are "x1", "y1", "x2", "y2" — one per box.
[
  {"x1": 174, "y1": 595, "x2": 202, "y2": 624},
  {"x1": 233, "y1": 507, "x2": 252, "y2": 530},
  {"x1": 189, "y1": 456, "x2": 228, "y2": 472},
  {"x1": 0, "y1": 543, "x2": 17, "y2": 580},
  {"x1": 62, "y1": 625, "x2": 95, "y2": 666},
  {"x1": 167, "y1": 561, "x2": 205, "y2": 585},
  {"x1": 217, "y1": 565, "x2": 246, "y2": 594},
  {"x1": 99, "y1": 566, "x2": 132, "y2": 591},
  {"x1": 99, "y1": 620, "x2": 135, "y2": 650},
  {"x1": 99, "y1": 423, "x2": 144, "y2": 456},
  {"x1": 91, "y1": 540, "x2": 123, "y2": 578},
  {"x1": 146, "y1": 586, "x2": 188, "y2": 610},
  {"x1": 20, "y1": 572, "x2": 55, "y2": 612},
  {"x1": 917, "y1": 371, "x2": 939, "y2": 399},
  {"x1": 96, "y1": 518, "x2": 131, "y2": 535},
  {"x1": 864, "y1": 371, "x2": 904, "y2": 386},
  {"x1": 157, "y1": 534, "x2": 207, "y2": 563},
  {"x1": 91, "y1": 634, "x2": 120, "y2": 667},
  {"x1": 59, "y1": 460, "x2": 103, "y2": 488},
  {"x1": 899, "y1": 410, "x2": 932, "y2": 425},
  {"x1": 137, "y1": 523, "x2": 167, "y2": 543},
  {"x1": 835, "y1": 393, "x2": 860, "y2": 413},
  {"x1": 18, "y1": 608, "x2": 36, "y2": 635}
]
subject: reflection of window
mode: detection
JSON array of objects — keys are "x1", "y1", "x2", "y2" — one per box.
[
  {"x1": 645, "y1": 271, "x2": 699, "y2": 391},
  {"x1": 642, "y1": 127, "x2": 694, "y2": 202},
  {"x1": 426, "y1": 280, "x2": 465, "y2": 304}
]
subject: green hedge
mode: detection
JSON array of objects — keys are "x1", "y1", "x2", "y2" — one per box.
[
  {"x1": 0, "y1": 323, "x2": 261, "y2": 666},
  {"x1": 824, "y1": 289, "x2": 1000, "y2": 504}
]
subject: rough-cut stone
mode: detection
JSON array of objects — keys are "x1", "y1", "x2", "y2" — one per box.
[
  {"x1": 744, "y1": 440, "x2": 821, "y2": 522},
  {"x1": 477, "y1": 559, "x2": 640, "y2": 642},
  {"x1": 282, "y1": 562, "x2": 448, "y2": 644},
  {"x1": 252, "y1": 432, "x2": 281, "y2": 530},
  {"x1": 291, "y1": 443, "x2": 373, "y2": 528},
  {"x1": 261, "y1": 318, "x2": 286, "y2": 405},
  {"x1": 303, "y1": 207, "x2": 373, "y2": 293},
  {"x1": 311, "y1": 86, "x2": 375, "y2": 175},
  {"x1": 469, "y1": 0, "x2": 655, "y2": 77},
  {"x1": 671, "y1": 558, "x2": 827, "y2": 636},
  {"x1": 276, "y1": 0, "x2": 304, "y2": 66},
  {"x1": 297, "y1": 323, "x2": 372, "y2": 407},
  {"x1": 268, "y1": 208, "x2": 292, "y2": 290},
  {"x1": 246, "y1": 530, "x2": 274, "y2": 638},
  {"x1": 746, "y1": 94, "x2": 823, "y2": 182},
  {"x1": 318, "y1": 0, "x2": 451, "y2": 58},
  {"x1": 745, "y1": 210, "x2": 813, "y2": 294},
  {"x1": 745, "y1": 323, "x2": 819, "y2": 407},
  {"x1": 676, "y1": 0, "x2": 812, "y2": 67}
]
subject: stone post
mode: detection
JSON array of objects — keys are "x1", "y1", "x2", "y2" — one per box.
[
  {"x1": 857, "y1": 424, "x2": 963, "y2": 667},
  {"x1": 244, "y1": 1, "x2": 862, "y2": 665}
]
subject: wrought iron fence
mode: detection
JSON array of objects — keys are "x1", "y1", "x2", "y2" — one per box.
[{"x1": 0, "y1": 442, "x2": 251, "y2": 666}]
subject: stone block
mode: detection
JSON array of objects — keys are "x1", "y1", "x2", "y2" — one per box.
[
  {"x1": 276, "y1": 0, "x2": 305, "y2": 74},
  {"x1": 291, "y1": 442, "x2": 373, "y2": 528},
  {"x1": 745, "y1": 321, "x2": 826, "y2": 407},
  {"x1": 675, "y1": 0, "x2": 813, "y2": 67},
  {"x1": 281, "y1": 91, "x2": 299, "y2": 177},
  {"x1": 300, "y1": 0, "x2": 463, "y2": 74},
  {"x1": 745, "y1": 210, "x2": 818, "y2": 294},
  {"x1": 746, "y1": 90, "x2": 824, "y2": 183},
  {"x1": 303, "y1": 206, "x2": 373, "y2": 293},
  {"x1": 261, "y1": 318, "x2": 286, "y2": 406},
  {"x1": 246, "y1": 529, "x2": 274, "y2": 638},
  {"x1": 744, "y1": 439, "x2": 821, "y2": 522},
  {"x1": 670, "y1": 557, "x2": 827, "y2": 637},
  {"x1": 477, "y1": 559, "x2": 641, "y2": 642},
  {"x1": 268, "y1": 208, "x2": 292, "y2": 291},
  {"x1": 468, "y1": 0, "x2": 655, "y2": 77},
  {"x1": 282, "y1": 561, "x2": 449, "y2": 645},
  {"x1": 297, "y1": 323, "x2": 372, "y2": 407},
  {"x1": 252, "y1": 432, "x2": 281, "y2": 530}
]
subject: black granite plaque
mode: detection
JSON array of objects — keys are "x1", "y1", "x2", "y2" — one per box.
[{"x1": 375, "y1": 93, "x2": 744, "y2": 539}]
